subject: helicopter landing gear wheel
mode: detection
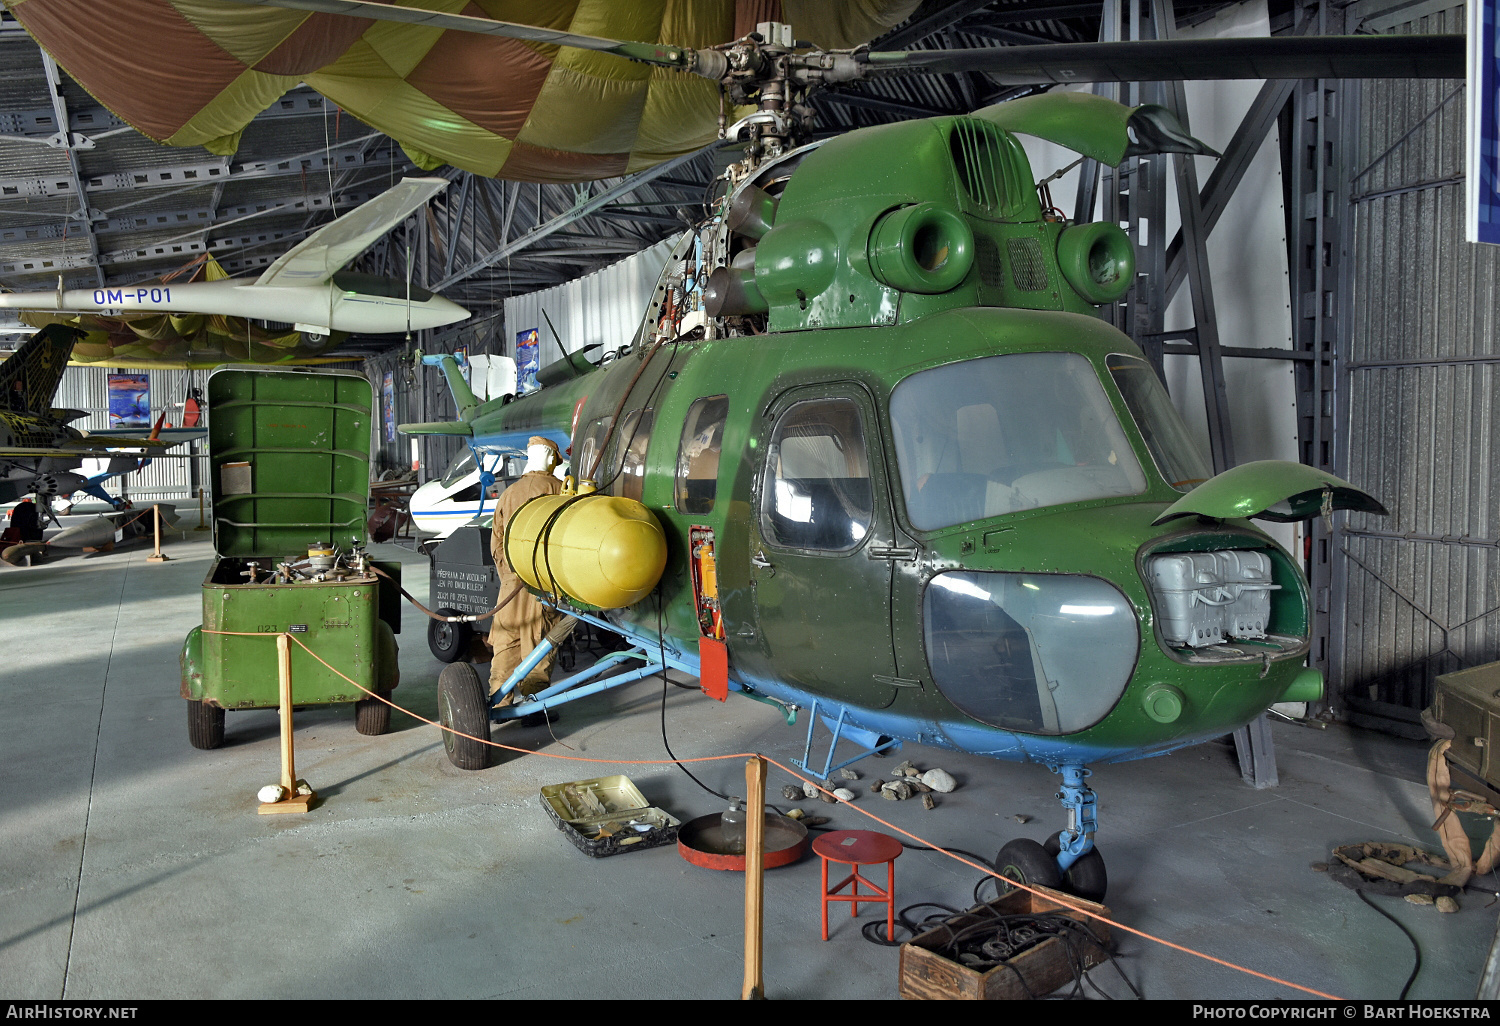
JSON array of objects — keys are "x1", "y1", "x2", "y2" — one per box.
[
  {"x1": 437, "y1": 662, "x2": 490, "y2": 770},
  {"x1": 995, "y1": 838, "x2": 1062, "y2": 894},
  {"x1": 1044, "y1": 832, "x2": 1108, "y2": 903}
]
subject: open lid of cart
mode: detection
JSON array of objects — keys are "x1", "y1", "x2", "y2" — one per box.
[{"x1": 206, "y1": 366, "x2": 374, "y2": 557}]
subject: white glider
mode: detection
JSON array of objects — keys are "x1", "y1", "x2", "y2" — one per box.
[{"x1": 0, "y1": 178, "x2": 469, "y2": 336}]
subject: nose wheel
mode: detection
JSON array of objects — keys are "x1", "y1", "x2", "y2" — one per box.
[
  {"x1": 996, "y1": 838, "x2": 1062, "y2": 891},
  {"x1": 995, "y1": 762, "x2": 1108, "y2": 903},
  {"x1": 1044, "y1": 832, "x2": 1108, "y2": 902}
]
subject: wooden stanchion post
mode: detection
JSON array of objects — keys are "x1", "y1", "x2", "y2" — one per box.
[
  {"x1": 194, "y1": 487, "x2": 210, "y2": 531},
  {"x1": 742, "y1": 755, "x2": 766, "y2": 1000},
  {"x1": 259, "y1": 634, "x2": 316, "y2": 814},
  {"x1": 146, "y1": 504, "x2": 169, "y2": 562}
]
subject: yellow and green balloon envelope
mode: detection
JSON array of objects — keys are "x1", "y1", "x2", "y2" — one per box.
[{"x1": 10, "y1": 0, "x2": 919, "y2": 183}]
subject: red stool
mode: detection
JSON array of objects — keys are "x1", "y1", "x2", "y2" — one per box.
[{"x1": 812, "y1": 829, "x2": 903, "y2": 941}]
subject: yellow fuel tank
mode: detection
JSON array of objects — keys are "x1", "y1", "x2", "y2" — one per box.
[{"x1": 503, "y1": 494, "x2": 668, "y2": 609}]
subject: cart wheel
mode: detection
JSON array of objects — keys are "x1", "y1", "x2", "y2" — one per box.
[
  {"x1": 438, "y1": 662, "x2": 490, "y2": 770},
  {"x1": 354, "y1": 692, "x2": 391, "y2": 736},
  {"x1": 428, "y1": 609, "x2": 473, "y2": 663},
  {"x1": 995, "y1": 838, "x2": 1062, "y2": 894},
  {"x1": 186, "y1": 699, "x2": 225, "y2": 750},
  {"x1": 1043, "y1": 832, "x2": 1108, "y2": 903}
]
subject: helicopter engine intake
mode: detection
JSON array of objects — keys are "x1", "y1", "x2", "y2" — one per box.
[
  {"x1": 867, "y1": 202, "x2": 975, "y2": 294},
  {"x1": 1056, "y1": 221, "x2": 1136, "y2": 304}
]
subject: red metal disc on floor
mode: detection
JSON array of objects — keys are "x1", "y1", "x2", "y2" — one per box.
[{"x1": 677, "y1": 812, "x2": 809, "y2": 871}]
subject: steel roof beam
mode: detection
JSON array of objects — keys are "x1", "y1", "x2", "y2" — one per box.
[
  {"x1": 0, "y1": 132, "x2": 407, "y2": 202},
  {"x1": 0, "y1": 91, "x2": 323, "y2": 145},
  {"x1": 950, "y1": 21, "x2": 1067, "y2": 45},
  {"x1": 876, "y1": 0, "x2": 999, "y2": 49},
  {"x1": 0, "y1": 251, "x2": 94, "y2": 276},
  {"x1": 818, "y1": 90, "x2": 958, "y2": 118},
  {"x1": 594, "y1": 208, "x2": 686, "y2": 227},
  {"x1": 38, "y1": 53, "x2": 102, "y2": 286},
  {"x1": 432, "y1": 144, "x2": 719, "y2": 291}
]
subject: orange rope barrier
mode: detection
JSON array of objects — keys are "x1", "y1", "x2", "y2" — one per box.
[{"x1": 204, "y1": 628, "x2": 1344, "y2": 1000}]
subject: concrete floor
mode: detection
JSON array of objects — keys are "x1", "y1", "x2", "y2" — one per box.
[{"x1": 2, "y1": 521, "x2": 1497, "y2": 1001}]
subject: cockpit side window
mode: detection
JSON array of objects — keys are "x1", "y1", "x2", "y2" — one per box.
[
  {"x1": 606, "y1": 409, "x2": 653, "y2": 502},
  {"x1": 575, "y1": 416, "x2": 612, "y2": 484},
  {"x1": 760, "y1": 398, "x2": 872, "y2": 552},
  {"x1": 1106, "y1": 355, "x2": 1213, "y2": 492},
  {"x1": 440, "y1": 449, "x2": 476, "y2": 489},
  {"x1": 675, "y1": 395, "x2": 728, "y2": 514}
]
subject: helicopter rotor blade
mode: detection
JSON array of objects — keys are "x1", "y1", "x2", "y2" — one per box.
[
  {"x1": 857, "y1": 34, "x2": 1465, "y2": 83},
  {"x1": 214, "y1": 0, "x2": 702, "y2": 70}
]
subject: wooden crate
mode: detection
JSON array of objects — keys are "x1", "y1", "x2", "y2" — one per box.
[{"x1": 898, "y1": 885, "x2": 1112, "y2": 1000}]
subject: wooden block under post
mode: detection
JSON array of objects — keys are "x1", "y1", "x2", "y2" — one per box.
[{"x1": 259, "y1": 788, "x2": 318, "y2": 815}]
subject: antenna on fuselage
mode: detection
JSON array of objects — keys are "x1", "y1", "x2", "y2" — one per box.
[{"x1": 540, "y1": 307, "x2": 565, "y2": 363}]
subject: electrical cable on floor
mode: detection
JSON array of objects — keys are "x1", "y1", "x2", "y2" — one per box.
[
  {"x1": 855, "y1": 887, "x2": 1143, "y2": 1000},
  {"x1": 1355, "y1": 888, "x2": 1423, "y2": 999},
  {"x1": 840, "y1": 834, "x2": 1140, "y2": 999},
  {"x1": 656, "y1": 585, "x2": 732, "y2": 802}
]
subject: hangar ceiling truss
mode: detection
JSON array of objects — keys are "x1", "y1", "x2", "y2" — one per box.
[{"x1": 1, "y1": 0, "x2": 1268, "y2": 350}]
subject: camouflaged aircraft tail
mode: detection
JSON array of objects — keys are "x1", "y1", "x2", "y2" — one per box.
[{"x1": 0, "y1": 324, "x2": 79, "y2": 414}]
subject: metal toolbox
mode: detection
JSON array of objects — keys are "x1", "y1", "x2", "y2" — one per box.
[
  {"x1": 1430, "y1": 660, "x2": 1500, "y2": 790},
  {"x1": 540, "y1": 775, "x2": 680, "y2": 858}
]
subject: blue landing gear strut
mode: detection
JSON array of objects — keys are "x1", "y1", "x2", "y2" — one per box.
[
  {"x1": 488, "y1": 617, "x2": 665, "y2": 723},
  {"x1": 1051, "y1": 763, "x2": 1098, "y2": 872},
  {"x1": 791, "y1": 698, "x2": 901, "y2": 780},
  {"x1": 1039, "y1": 762, "x2": 1108, "y2": 902},
  {"x1": 436, "y1": 613, "x2": 670, "y2": 770}
]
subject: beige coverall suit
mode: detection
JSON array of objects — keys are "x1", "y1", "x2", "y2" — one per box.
[{"x1": 487, "y1": 470, "x2": 563, "y2": 699}]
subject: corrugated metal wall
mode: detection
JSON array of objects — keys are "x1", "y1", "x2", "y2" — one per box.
[
  {"x1": 1336, "y1": 1, "x2": 1500, "y2": 732},
  {"x1": 360, "y1": 239, "x2": 675, "y2": 484},
  {"x1": 53, "y1": 365, "x2": 202, "y2": 501},
  {"x1": 504, "y1": 236, "x2": 677, "y2": 364}
]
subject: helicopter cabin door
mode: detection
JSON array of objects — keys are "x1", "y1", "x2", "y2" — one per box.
[{"x1": 746, "y1": 385, "x2": 901, "y2": 706}]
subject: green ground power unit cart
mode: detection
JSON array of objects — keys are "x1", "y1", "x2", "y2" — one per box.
[{"x1": 181, "y1": 367, "x2": 400, "y2": 749}]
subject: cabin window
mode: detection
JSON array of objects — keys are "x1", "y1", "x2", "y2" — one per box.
[
  {"x1": 575, "y1": 416, "x2": 611, "y2": 484},
  {"x1": 675, "y1": 395, "x2": 728, "y2": 514},
  {"x1": 1107, "y1": 355, "x2": 1213, "y2": 492},
  {"x1": 760, "y1": 398, "x2": 872, "y2": 552},
  {"x1": 607, "y1": 409, "x2": 653, "y2": 502},
  {"x1": 890, "y1": 352, "x2": 1147, "y2": 531}
]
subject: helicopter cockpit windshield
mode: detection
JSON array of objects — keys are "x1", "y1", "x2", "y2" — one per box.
[{"x1": 890, "y1": 352, "x2": 1148, "y2": 531}]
